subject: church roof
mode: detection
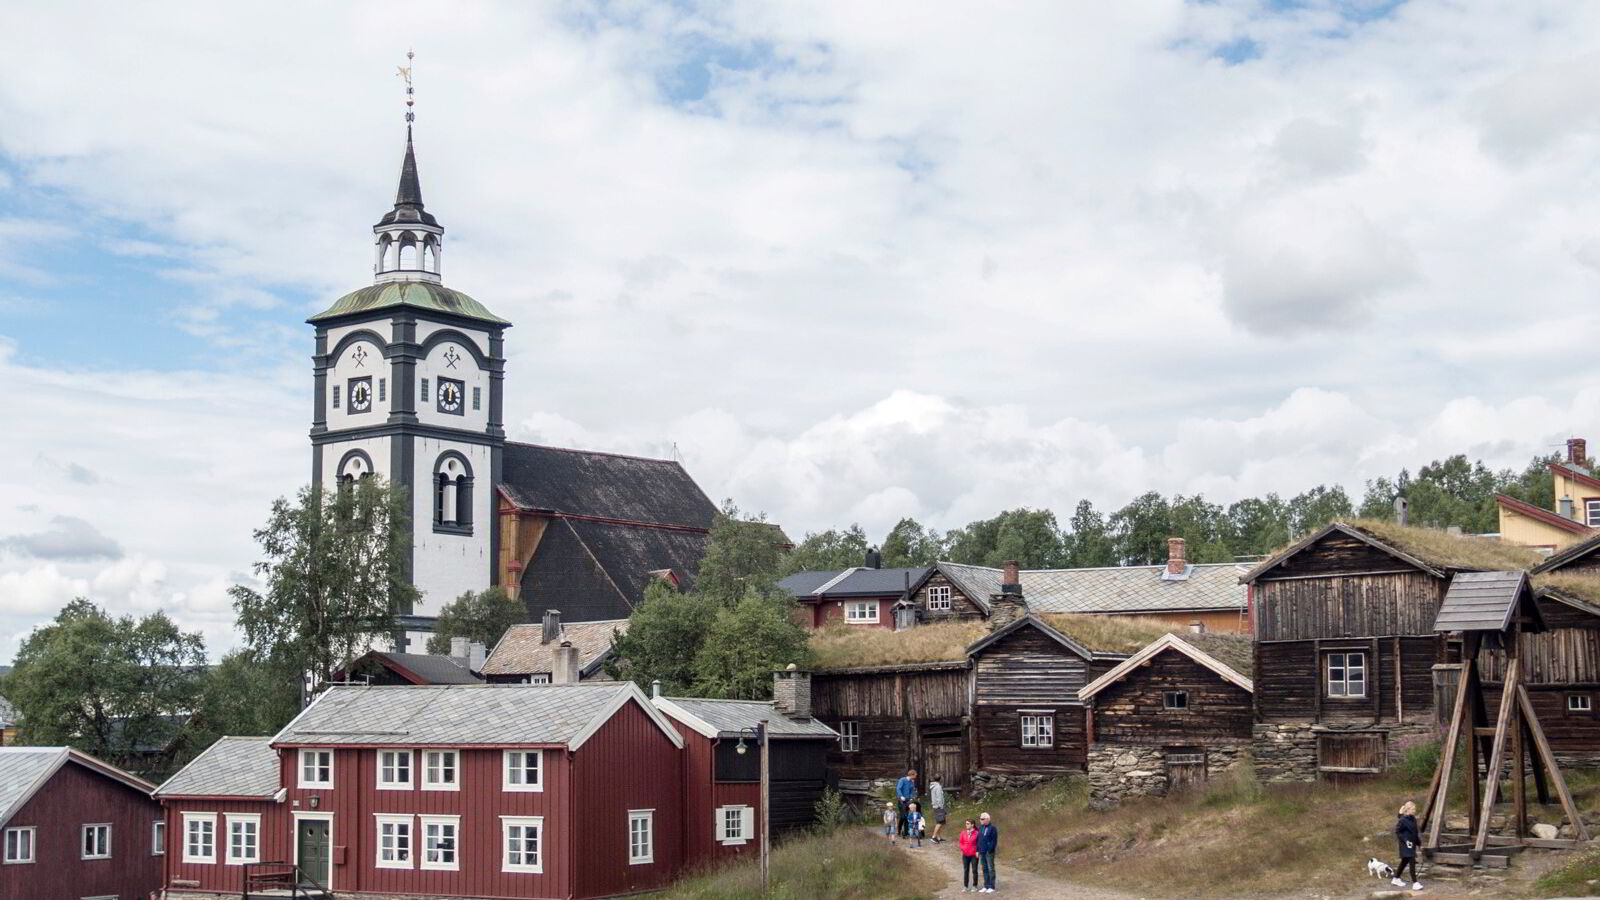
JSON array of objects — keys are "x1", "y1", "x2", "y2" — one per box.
[
  {"x1": 308, "y1": 281, "x2": 510, "y2": 326},
  {"x1": 376, "y1": 127, "x2": 438, "y2": 228},
  {"x1": 519, "y1": 518, "x2": 711, "y2": 623},
  {"x1": 500, "y1": 443, "x2": 716, "y2": 527}
]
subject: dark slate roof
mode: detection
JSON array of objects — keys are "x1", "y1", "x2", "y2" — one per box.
[
  {"x1": 273, "y1": 683, "x2": 679, "y2": 748},
  {"x1": 155, "y1": 737, "x2": 279, "y2": 799},
  {"x1": 376, "y1": 652, "x2": 482, "y2": 685},
  {"x1": 519, "y1": 518, "x2": 710, "y2": 623},
  {"x1": 653, "y1": 697, "x2": 837, "y2": 740},
  {"x1": 0, "y1": 747, "x2": 155, "y2": 828},
  {"x1": 500, "y1": 443, "x2": 716, "y2": 527},
  {"x1": 1434, "y1": 570, "x2": 1542, "y2": 633},
  {"x1": 481, "y1": 620, "x2": 629, "y2": 678},
  {"x1": 778, "y1": 567, "x2": 929, "y2": 600},
  {"x1": 1531, "y1": 530, "x2": 1600, "y2": 574},
  {"x1": 308, "y1": 282, "x2": 508, "y2": 326},
  {"x1": 376, "y1": 127, "x2": 438, "y2": 228}
]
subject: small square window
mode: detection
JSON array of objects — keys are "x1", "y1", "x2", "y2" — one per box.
[
  {"x1": 1021, "y1": 714, "x2": 1054, "y2": 748},
  {"x1": 718, "y1": 805, "x2": 754, "y2": 845},
  {"x1": 839, "y1": 721, "x2": 860, "y2": 753},
  {"x1": 1163, "y1": 691, "x2": 1189, "y2": 710},
  {"x1": 424, "y1": 750, "x2": 459, "y2": 790},
  {"x1": 504, "y1": 750, "x2": 543, "y2": 792},
  {"x1": 927, "y1": 585, "x2": 952, "y2": 611},
  {"x1": 299, "y1": 749, "x2": 333, "y2": 788},
  {"x1": 1326, "y1": 652, "x2": 1367, "y2": 698},
  {"x1": 81, "y1": 823, "x2": 111, "y2": 860},
  {"x1": 378, "y1": 749, "x2": 412, "y2": 790},
  {"x1": 1569, "y1": 694, "x2": 1593, "y2": 714}
]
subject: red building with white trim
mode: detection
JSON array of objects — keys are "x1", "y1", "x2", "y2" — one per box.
[{"x1": 0, "y1": 746, "x2": 161, "y2": 900}]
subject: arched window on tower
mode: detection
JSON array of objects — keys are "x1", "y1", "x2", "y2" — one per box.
[
  {"x1": 337, "y1": 450, "x2": 375, "y2": 485},
  {"x1": 398, "y1": 233, "x2": 419, "y2": 270},
  {"x1": 433, "y1": 453, "x2": 473, "y2": 534},
  {"x1": 423, "y1": 236, "x2": 439, "y2": 273},
  {"x1": 377, "y1": 234, "x2": 395, "y2": 273}
]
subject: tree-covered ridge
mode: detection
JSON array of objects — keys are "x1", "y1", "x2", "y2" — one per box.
[{"x1": 783, "y1": 451, "x2": 1570, "y2": 569}]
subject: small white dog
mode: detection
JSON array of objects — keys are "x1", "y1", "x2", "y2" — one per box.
[{"x1": 1367, "y1": 857, "x2": 1396, "y2": 879}]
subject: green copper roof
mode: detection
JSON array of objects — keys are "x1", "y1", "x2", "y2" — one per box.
[{"x1": 309, "y1": 282, "x2": 510, "y2": 326}]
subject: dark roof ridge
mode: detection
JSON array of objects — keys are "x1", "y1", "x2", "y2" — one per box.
[{"x1": 502, "y1": 440, "x2": 688, "y2": 468}]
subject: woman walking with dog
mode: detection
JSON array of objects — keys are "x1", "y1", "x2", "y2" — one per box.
[{"x1": 1392, "y1": 800, "x2": 1423, "y2": 891}]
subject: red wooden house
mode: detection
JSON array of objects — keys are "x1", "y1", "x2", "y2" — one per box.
[
  {"x1": 158, "y1": 682, "x2": 686, "y2": 900},
  {"x1": 0, "y1": 746, "x2": 161, "y2": 900},
  {"x1": 778, "y1": 560, "x2": 930, "y2": 630},
  {"x1": 651, "y1": 668, "x2": 837, "y2": 868}
]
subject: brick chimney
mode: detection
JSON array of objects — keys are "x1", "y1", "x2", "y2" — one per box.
[
  {"x1": 1165, "y1": 537, "x2": 1187, "y2": 576},
  {"x1": 541, "y1": 609, "x2": 562, "y2": 645},
  {"x1": 552, "y1": 640, "x2": 580, "y2": 684},
  {"x1": 773, "y1": 664, "x2": 812, "y2": 720},
  {"x1": 1569, "y1": 437, "x2": 1587, "y2": 465},
  {"x1": 988, "y1": 561, "x2": 1026, "y2": 632}
]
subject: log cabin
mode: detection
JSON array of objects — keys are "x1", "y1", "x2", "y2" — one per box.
[
  {"x1": 1242, "y1": 520, "x2": 1539, "y2": 783},
  {"x1": 0, "y1": 746, "x2": 162, "y2": 900},
  {"x1": 651, "y1": 669, "x2": 838, "y2": 868},
  {"x1": 157, "y1": 683, "x2": 687, "y2": 900},
  {"x1": 810, "y1": 656, "x2": 973, "y2": 796},
  {"x1": 1077, "y1": 633, "x2": 1254, "y2": 806}
]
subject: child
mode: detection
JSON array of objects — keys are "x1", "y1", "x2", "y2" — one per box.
[
  {"x1": 883, "y1": 801, "x2": 898, "y2": 845},
  {"x1": 958, "y1": 819, "x2": 980, "y2": 892},
  {"x1": 1393, "y1": 800, "x2": 1422, "y2": 891},
  {"x1": 906, "y1": 800, "x2": 925, "y2": 849}
]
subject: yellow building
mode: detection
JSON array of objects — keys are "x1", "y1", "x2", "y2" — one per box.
[{"x1": 1496, "y1": 438, "x2": 1598, "y2": 552}]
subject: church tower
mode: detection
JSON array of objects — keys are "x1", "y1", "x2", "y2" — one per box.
[{"x1": 307, "y1": 72, "x2": 508, "y2": 649}]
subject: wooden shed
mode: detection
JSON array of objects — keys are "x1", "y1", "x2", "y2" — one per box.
[
  {"x1": 1077, "y1": 633, "x2": 1254, "y2": 806},
  {"x1": 1241, "y1": 520, "x2": 1539, "y2": 783},
  {"x1": 810, "y1": 657, "x2": 973, "y2": 795}
]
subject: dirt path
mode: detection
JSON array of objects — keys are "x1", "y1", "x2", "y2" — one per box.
[{"x1": 874, "y1": 829, "x2": 1136, "y2": 900}]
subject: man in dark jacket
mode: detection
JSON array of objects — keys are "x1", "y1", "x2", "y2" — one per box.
[
  {"x1": 895, "y1": 768, "x2": 919, "y2": 837},
  {"x1": 977, "y1": 811, "x2": 999, "y2": 892}
]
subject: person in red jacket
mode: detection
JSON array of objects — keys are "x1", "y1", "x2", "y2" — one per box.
[{"x1": 958, "y1": 819, "x2": 980, "y2": 892}]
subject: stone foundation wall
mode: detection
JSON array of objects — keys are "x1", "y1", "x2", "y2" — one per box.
[
  {"x1": 1253, "y1": 719, "x2": 1437, "y2": 784},
  {"x1": 966, "y1": 770, "x2": 1051, "y2": 801},
  {"x1": 1086, "y1": 742, "x2": 1247, "y2": 808}
]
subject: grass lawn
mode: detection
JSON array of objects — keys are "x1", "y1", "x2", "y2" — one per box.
[{"x1": 658, "y1": 827, "x2": 946, "y2": 900}]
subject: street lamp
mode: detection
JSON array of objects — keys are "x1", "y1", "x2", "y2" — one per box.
[{"x1": 734, "y1": 719, "x2": 770, "y2": 893}]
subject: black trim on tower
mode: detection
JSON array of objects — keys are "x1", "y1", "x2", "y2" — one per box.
[
  {"x1": 388, "y1": 314, "x2": 420, "y2": 426},
  {"x1": 489, "y1": 442, "x2": 504, "y2": 588},
  {"x1": 312, "y1": 422, "x2": 503, "y2": 447},
  {"x1": 311, "y1": 327, "x2": 330, "y2": 437},
  {"x1": 393, "y1": 431, "x2": 416, "y2": 594},
  {"x1": 488, "y1": 327, "x2": 506, "y2": 439}
]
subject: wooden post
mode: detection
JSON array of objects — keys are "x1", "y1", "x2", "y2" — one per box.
[
  {"x1": 1312, "y1": 639, "x2": 1322, "y2": 722},
  {"x1": 759, "y1": 720, "x2": 770, "y2": 894},
  {"x1": 1471, "y1": 655, "x2": 1521, "y2": 858},
  {"x1": 1371, "y1": 636, "x2": 1382, "y2": 725},
  {"x1": 1424, "y1": 634, "x2": 1476, "y2": 852},
  {"x1": 1525, "y1": 716, "x2": 1550, "y2": 806},
  {"x1": 1515, "y1": 686, "x2": 1591, "y2": 842},
  {"x1": 1512, "y1": 702, "x2": 1527, "y2": 838},
  {"x1": 1393, "y1": 636, "x2": 1404, "y2": 722}
]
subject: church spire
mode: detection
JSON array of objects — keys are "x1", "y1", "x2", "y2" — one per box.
[{"x1": 372, "y1": 51, "x2": 442, "y2": 284}]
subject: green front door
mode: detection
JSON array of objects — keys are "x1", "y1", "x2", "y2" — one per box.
[{"x1": 297, "y1": 818, "x2": 331, "y2": 887}]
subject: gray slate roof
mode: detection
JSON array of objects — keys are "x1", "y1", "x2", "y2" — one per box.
[
  {"x1": 654, "y1": 697, "x2": 838, "y2": 740},
  {"x1": 377, "y1": 652, "x2": 482, "y2": 684},
  {"x1": 779, "y1": 566, "x2": 929, "y2": 599},
  {"x1": 155, "y1": 736, "x2": 280, "y2": 798},
  {"x1": 1435, "y1": 570, "x2": 1539, "y2": 634},
  {"x1": 481, "y1": 620, "x2": 628, "y2": 678},
  {"x1": 927, "y1": 561, "x2": 1246, "y2": 614},
  {"x1": 0, "y1": 747, "x2": 154, "y2": 828},
  {"x1": 274, "y1": 683, "x2": 665, "y2": 747}
]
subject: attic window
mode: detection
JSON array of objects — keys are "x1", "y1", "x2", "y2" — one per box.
[
  {"x1": 927, "y1": 585, "x2": 952, "y2": 611},
  {"x1": 1163, "y1": 691, "x2": 1189, "y2": 711}
]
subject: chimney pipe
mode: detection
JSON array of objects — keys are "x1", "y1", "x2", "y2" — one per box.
[
  {"x1": 865, "y1": 546, "x2": 882, "y2": 569},
  {"x1": 1569, "y1": 437, "x2": 1587, "y2": 465},
  {"x1": 468, "y1": 641, "x2": 487, "y2": 672},
  {"x1": 541, "y1": 609, "x2": 561, "y2": 645},
  {"x1": 449, "y1": 636, "x2": 470, "y2": 664},
  {"x1": 651, "y1": 679, "x2": 662, "y2": 699},
  {"x1": 1560, "y1": 495, "x2": 1576, "y2": 520},
  {"x1": 773, "y1": 663, "x2": 812, "y2": 720},
  {"x1": 552, "y1": 640, "x2": 580, "y2": 684},
  {"x1": 1165, "y1": 537, "x2": 1187, "y2": 576}
]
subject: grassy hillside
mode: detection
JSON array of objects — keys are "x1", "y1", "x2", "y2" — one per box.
[{"x1": 659, "y1": 827, "x2": 944, "y2": 900}]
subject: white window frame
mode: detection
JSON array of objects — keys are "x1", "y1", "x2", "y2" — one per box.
[
  {"x1": 716, "y1": 805, "x2": 754, "y2": 846},
  {"x1": 1163, "y1": 690, "x2": 1189, "y2": 711},
  {"x1": 844, "y1": 600, "x2": 878, "y2": 624},
  {"x1": 420, "y1": 814, "x2": 460, "y2": 871},
  {"x1": 501, "y1": 816, "x2": 543, "y2": 874},
  {"x1": 926, "y1": 584, "x2": 952, "y2": 611},
  {"x1": 1021, "y1": 713, "x2": 1054, "y2": 749},
  {"x1": 225, "y1": 813, "x2": 261, "y2": 865},
  {"x1": 2, "y1": 826, "x2": 35, "y2": 864},
  {"x1": 182, "y1": 813, "x2": 216, "y2": 864},
  {"x1": 299, "y1": 748, "x2": 333, "y2": 788},
  {"x1": 838, "y1": 720, "x2": 860, "y2": 753},
  {"x1": 152, "y1": 819, "x2": 165, "y2": 856},
  {"x1": 1586, "y1": 499, "x2": 1600, "y2": 528},
  {"x1": 375, "y1": 814, "x2": 414, "y2": 869},
  {"x1": 1326, "y1": 651, "x2": 1367, "y2": 699},
  {"x1": 1569, "y1": 694, "x2": 1593, "y2": 713},
  {"x1": 629, "y1": 809, "x2": 654, "y2": 865},
  {"x1": 423, "y1": 749, "x2": 459, "y2": 791},
  {"x1": 503, "y1": 749, "x2": 544, "y2": 792},
  {"x1": 81, "y1": 823, "x2": 111, "y2": 860},
  {"x1": 378, "y1": 749, "x2": 413, "y2": 790},
  {"x1": 527, "y1": 673, "x2": 552, "y2": 685}
]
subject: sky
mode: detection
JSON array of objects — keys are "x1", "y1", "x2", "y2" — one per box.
[{"x1": 4, "y1": 0, "x2": 1600, "y2": 661}]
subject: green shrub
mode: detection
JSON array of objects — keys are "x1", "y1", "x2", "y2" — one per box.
[
  {"x1": 813, "y1": 787, "x2": 854, "y2": 833},
  {"x1": 1393, "y1": 741, "x2": 1440, "y2": 788}
]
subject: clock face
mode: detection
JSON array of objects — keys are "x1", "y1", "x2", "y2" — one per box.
[
  {"x1": 348, "y1": 377, "x2": 373, "y2": 413},
  {"x1": 437, "y1": 378, "x2": 465, "y2": 415}
]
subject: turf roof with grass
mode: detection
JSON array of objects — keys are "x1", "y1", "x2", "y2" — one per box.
[{"x1": 1244, "y1": 518, "x2": 1541, "y2": 583}]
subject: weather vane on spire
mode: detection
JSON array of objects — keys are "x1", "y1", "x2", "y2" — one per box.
[{"x1": 397, "y1": 49, "x2": 415, "y2": 125}]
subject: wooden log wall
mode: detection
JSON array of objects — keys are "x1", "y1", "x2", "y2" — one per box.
[
  {"x1": 813, "y1": 667, "x2": 969, "y2": 782},
  {"x1": 913, "y1": 573, "x2": 989, "y2": 623},
  {"x1": 972, "y1": 704, "x2": 1087, "y2": 774},
  {"x1": 1478, "y1": 627, "x2": 1600, "y2": 685},
  {"x1": 1475, "y1": 683, "x2": 1600, "y2": 752},
  {"x1": 1091, "y1": 651, "x2": 1253, "y2": 744},
  {"x1": 1255, "y1": 636, "x2": 1437, "y2": 723},
  {"x1": 973, "y1": 627, "x2": 1092, "y2": 704},
  {"x1": 1255, "y1": 571, "x2": 1445, "y2": 641}
]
